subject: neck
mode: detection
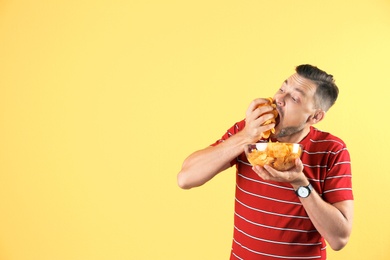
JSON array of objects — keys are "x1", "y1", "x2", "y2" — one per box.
[{"x1": 274, "y1": 126, "x2": 311, "y2": 143}]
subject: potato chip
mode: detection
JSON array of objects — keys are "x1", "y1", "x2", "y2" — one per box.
[
  {"x1": 257, "y1": 97, "x2": 278, "y2": 140},
  {"x1": 245, "y1": 142, "x2": 303, "y2": 171}
]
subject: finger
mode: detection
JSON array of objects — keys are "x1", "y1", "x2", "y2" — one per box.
[
  {"x1": 263, "y1": 164, "x2": 279, "y2": 177},
  {"x1": 294, "y1": 158, "x2": 304, "y2": 172},
  {"x1": 253, "y1": 165, "x2": 276, "y2": 181},
  {"x1": 247, "y1": 98, "x2": 273, "y2": 115},
  {"x1": 251, "y1": 113, "x2": 276, "y2": 129}
]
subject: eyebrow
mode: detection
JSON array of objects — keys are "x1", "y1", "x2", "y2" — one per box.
[
  {"x1": 294, "y1": 87, "x2": 306, "y2": 96},
  {"x1": 284, "y1": 79, "x2": 307, "y2": 96}
]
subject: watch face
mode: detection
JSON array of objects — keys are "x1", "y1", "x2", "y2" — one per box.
[{"x1": 298, "y1": 187, "x2": 309, "y2": 197}]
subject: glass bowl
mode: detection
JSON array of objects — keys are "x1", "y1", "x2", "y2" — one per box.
[{"x1": 244, "y1": 142, "x2": 303, "y2": 171}]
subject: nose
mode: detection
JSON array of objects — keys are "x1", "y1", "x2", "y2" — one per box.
[{"x1": 275, "y1": 96, "x2": 284, "y2": 107}]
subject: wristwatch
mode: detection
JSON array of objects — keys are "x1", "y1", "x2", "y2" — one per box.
[{"x1": 295, "y1": 183, "x2": 313, "y2": 198}]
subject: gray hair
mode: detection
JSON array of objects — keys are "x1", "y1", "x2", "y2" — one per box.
[{"x1": 296, "y1": 64, "x2": 339, "y2": 111}]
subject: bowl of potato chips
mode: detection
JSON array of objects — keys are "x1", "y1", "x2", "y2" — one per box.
[{"x1": 245, "y1": 142, "x2": 303, "y2": 171}]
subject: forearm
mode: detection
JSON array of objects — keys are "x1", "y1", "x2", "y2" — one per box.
[
  {"x1": 293, "y1": 183, "x2": 354, "y2": 250},
  {"x1": 256, "y1": 164, "x2": 354, "y2": 250},
  {"x1": 177, "y1": 131, "x2": 250, "y2": 189}
]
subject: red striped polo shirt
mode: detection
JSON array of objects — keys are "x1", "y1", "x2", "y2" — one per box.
[{"x1": 212, "y1": 119, "x2": 353, "y2": 259}]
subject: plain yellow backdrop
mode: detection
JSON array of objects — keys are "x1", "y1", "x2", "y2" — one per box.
[{"x1": 1, "y1": 0, "x2": 390, "y2": 259}]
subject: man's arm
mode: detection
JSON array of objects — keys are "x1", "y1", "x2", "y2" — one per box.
[
  {"x1": 253, "y1": 160, "x2": 354, "y2": 250},
  {"x1": 177, "y1": 131, "x2": 247, "y2": 189},
  {"x1": 177, "y1": 98, "x2": 277, "y2": 189},
  {"x1": 297, "y1": 190, "x2": 353, "y2": 251}
]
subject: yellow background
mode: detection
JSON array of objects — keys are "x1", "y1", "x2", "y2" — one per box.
[{"x1": 1, "y1": 0, "x2": 389, "y2": 259}]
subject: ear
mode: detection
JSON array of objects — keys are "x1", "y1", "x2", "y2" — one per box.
[{"x1": 309, "y1": 109, "x2": 325, "y2": 124}]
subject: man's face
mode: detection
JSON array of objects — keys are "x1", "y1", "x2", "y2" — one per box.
[{"x1": 272, "y1": 73, "x2": 318, "y2": 139}]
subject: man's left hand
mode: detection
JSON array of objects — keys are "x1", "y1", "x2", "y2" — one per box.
[{"x1": 252, "y1": 158, "x2": 308, "y2": 188}]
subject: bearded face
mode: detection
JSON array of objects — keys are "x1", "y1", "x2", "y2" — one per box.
[{"x1": 271, "y1": 74, "x2": 319, "y2": 142}]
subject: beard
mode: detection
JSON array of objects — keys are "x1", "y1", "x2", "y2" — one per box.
[
  {"x1": 274, "y1": 121, "x2": 307, "y2": 138},
  {"x1": 273, "y1": 106, "x2": 310, "y2": 139}
]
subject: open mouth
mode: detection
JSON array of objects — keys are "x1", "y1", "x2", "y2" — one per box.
[{"x1": 275, "y1": 107, "x2": 281, "y2": 127}]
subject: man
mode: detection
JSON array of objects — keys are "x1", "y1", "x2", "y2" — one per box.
[{"x1": 177, "y1": 64, "x2": 354, "y2": 259}]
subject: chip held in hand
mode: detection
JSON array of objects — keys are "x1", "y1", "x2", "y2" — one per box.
[
  {"x1": 245, "y1": 142, "x2": 303, "y2": 171},
  {"x1": 257, "y1": 97, "x2": 278, "y2": 139}
]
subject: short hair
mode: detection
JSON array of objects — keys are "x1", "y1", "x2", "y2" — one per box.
[{"x1": 296, "y1": 64, "x2": 339, "y2": 111}]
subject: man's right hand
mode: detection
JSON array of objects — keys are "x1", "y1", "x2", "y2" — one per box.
[
  {"x1": 177, "y1": 98, "x2": 277, "y2": 190},
  {"x1": 242, "y1": 98, "x2": 277, "y2": 143}
]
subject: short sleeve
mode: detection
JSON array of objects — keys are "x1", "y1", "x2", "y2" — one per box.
[
  {"x1": 210, "y1": 119, "x2": 246, "y2": 166},
  {"x1": 322, "y1": 145, "x2": 354, "y2": 204}
]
